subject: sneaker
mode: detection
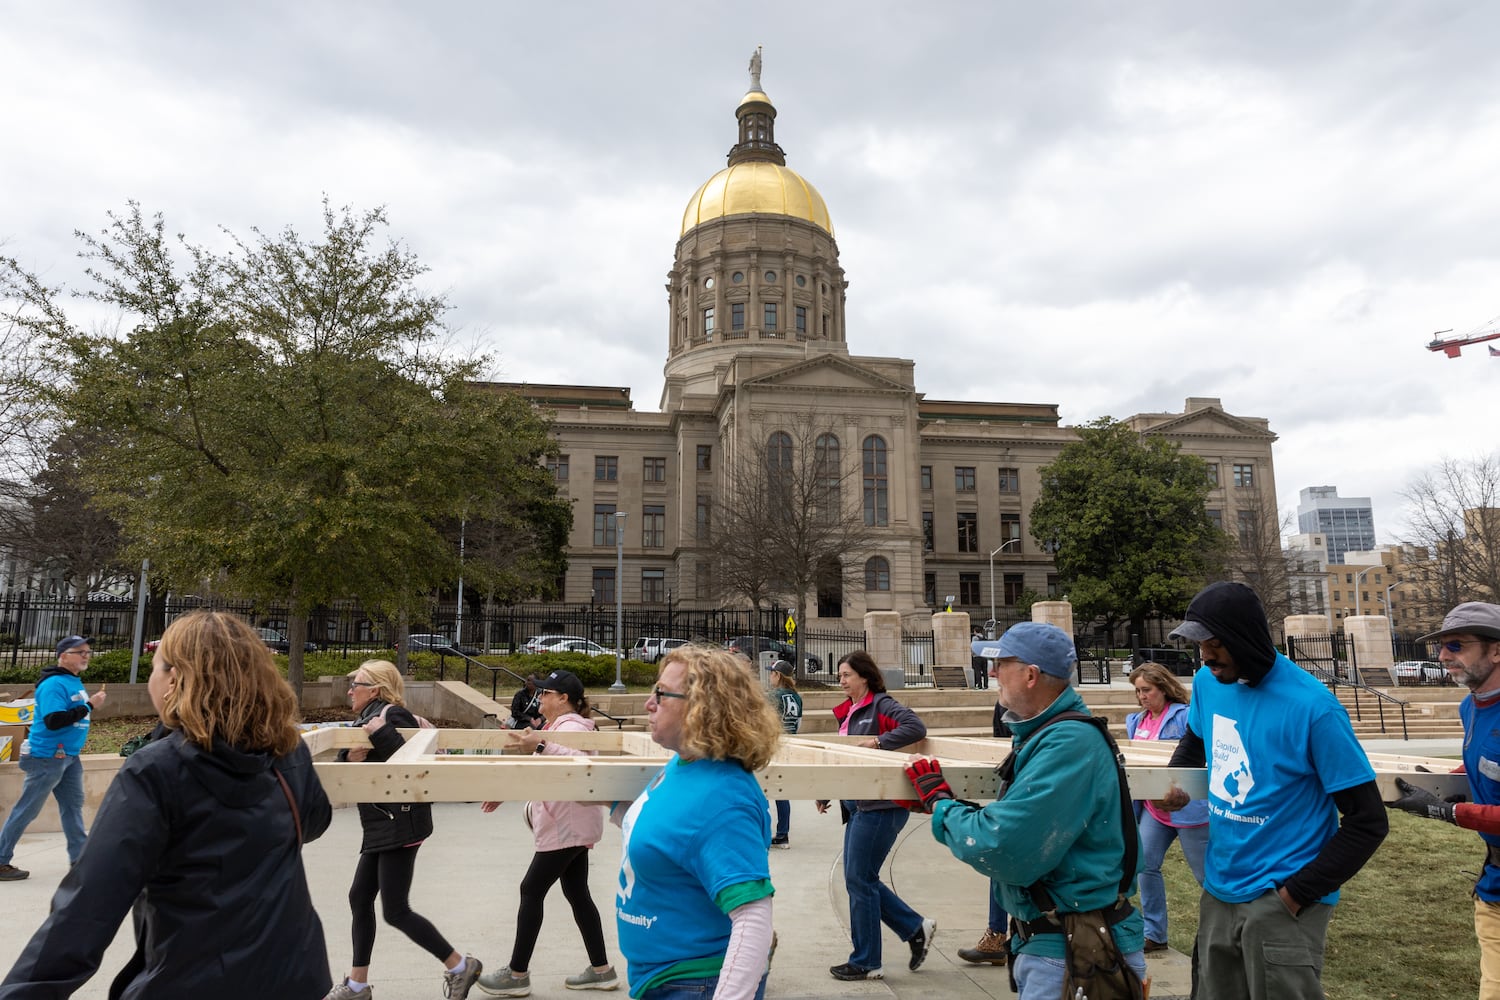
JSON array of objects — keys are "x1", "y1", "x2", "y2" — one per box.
[
  {"x1": 476, "y1": 966, "x2": 529, "y2": 997},
  {"x1": 770, "y1": 835, "x2": 790, "y2": 849},
  {"x1": 323, "y1": 981, "x2": 371, "y2": 1000},
  {"x1": 908, "y1": 917, "x2": 937, "y2": 971},
  {"x1": 0, "y1": 864, "x2": 29, "y2": 881},
  {"x1": 444, "y1": 956, "x2": 483, "y2": 999},
  {"x1": 957, "y1": 928, "x2": 1008, "y2": 965},
  {"x1": 829, "y1": 963, "x2": 883, "y2": 981},
  {"x1": 564, "y1": 966, "x2": 620, "y2": 991}
]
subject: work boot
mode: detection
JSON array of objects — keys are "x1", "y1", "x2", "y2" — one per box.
[{"x1": 957, "y1": 928, "x2": 1009, "y2": 965}]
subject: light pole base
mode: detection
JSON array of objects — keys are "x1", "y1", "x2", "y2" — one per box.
[{"x1": 609, "y1": 682, "x2": 628, "y2": 693}]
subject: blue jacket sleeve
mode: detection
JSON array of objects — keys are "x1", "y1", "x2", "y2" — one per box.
[{"x1": 874, "y1": 695, "x2": 926, "y2": 750}]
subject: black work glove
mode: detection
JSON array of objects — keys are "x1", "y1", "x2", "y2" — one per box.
[
  {"x1": 1390, "y1": 776, "x2": 1457, "y2": 824},
  {"x1": 905, "y1": 758, "x2": 954, "y2": 813}
]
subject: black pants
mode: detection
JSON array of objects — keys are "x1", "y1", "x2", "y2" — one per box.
[
  {"x1": 349, "y1": 844, "x2": 453, "y2": 967},
  {"x1": 511, "y1": 846, "x2": 609, "y2": 972}
]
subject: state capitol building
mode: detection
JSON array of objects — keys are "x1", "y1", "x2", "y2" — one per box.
[{"x1": 495, "y1": 62, "x2": 1278, "y2": 630}]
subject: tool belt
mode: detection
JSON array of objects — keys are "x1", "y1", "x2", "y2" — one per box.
[{"x1": 1011, "y1": 896, "x2": 1135, "y2": 943}]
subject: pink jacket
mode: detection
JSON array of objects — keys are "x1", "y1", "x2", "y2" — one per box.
[{"x1": 529, "y1": 712, "x2": 605, "y2": 851}]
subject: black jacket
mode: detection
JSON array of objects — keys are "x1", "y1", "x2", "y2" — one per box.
[
  {"x1": 0, "y1": 732, "x2": 332, "y2": 1000},
  {"x1": 339, "y1": 700, "x2": 435, "y2": 853}
]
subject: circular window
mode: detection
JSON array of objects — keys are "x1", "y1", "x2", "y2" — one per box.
[
  {"x1": 796, "y1": 274, "x2": 806, "y2": 287},
  {"x1": 764, "y1": 270, "x2": 777, "y2": 283},
  {"x1": 703, "y1": 276, "x2": 714, "y2": 290},
  {"x1": 732, "y1": 271, "x2": 744, "y2": 283}
]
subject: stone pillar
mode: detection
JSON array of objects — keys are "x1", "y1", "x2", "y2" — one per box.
[
  {"x1": 933, "y1": 611, "x2": 974, "y2": 689},
  {"x1": 1030, "y1": 601, "x2": 1075, "y2": 634},
  {"x1": 1345, "y1": 615, "x2": 1396, "y2": 683},
  {"x1": 1283, "y1": 614, "x2": 1332, "y2": 642},
  {"x1": 864, "y1": 610, "x2": 905, "y2": 689}
]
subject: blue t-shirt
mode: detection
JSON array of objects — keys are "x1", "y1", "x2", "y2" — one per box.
[
  {"x1": 26, "y1": 668, "x2": 90, "y2": 757},
  {"x1": 1461, "y1": 693, "x2": 1500, "y2": 901},
  {"x1": 616, "y1": 755, "x2": 773, "y2": 996},
  {"x1": 1187, "y1": 653, "x2": 1375, "y2": 905}
]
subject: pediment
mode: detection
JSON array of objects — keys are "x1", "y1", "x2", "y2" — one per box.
[
  {"x1": 739, "y1": 356, "x2": 912, "y2": 394},
  {"x1": 1144, "y1": 408, "x2": 1274, "y2": 440}
]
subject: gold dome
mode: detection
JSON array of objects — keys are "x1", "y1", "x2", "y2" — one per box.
[{"x1": 680, "y1": 161, "x2": 834, "y2": 237}]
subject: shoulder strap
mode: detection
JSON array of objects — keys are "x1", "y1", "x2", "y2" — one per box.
[
  {"x1": 1009, "y1": 710, "x2": 1138, "y2": 914},
  {"x1": 275, "y1": 767, "x2": 304, "y2": 846}
]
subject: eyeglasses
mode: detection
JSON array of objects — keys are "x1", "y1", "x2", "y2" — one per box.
[
  {"x1": 1441, "y1": 639, "x2": 1487, "y2": 653},
  {"x1": 651, "y1": 685, "x2": 687, "y2": 701},
  {"x1": 349, "y1": 681, "x2": 377, "y2": 688},
  {"x1": 64, "y1": 650, "x2": 93, "y2": 658}
]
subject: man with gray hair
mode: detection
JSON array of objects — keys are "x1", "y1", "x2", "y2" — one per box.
[{"x1": 1388, "y1": 601, "x2": 1500, "y2": 999}]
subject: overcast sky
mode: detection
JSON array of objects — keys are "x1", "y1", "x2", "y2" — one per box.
[{"x1": 5, "y1": 1, "x2": 1497, "y2": 543}]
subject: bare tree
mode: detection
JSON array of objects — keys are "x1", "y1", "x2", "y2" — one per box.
[
  {"x1": 707, "y1": 415, "x2": 877, "y2": 671},
  {"x1": 1402, "y1": 453, "x2": 1500, "y2": 605},
  {"x1": 1209, "y1": 491, "x2": 1298, "y2": 631}
]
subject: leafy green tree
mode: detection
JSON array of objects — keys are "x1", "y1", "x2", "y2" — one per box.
[
  {"x1": 5, "y1": 202, "x2": 570, "y2": 697},
  {"x1": 1030, "y1": 417, "x2": 1226, "y2": 639}
]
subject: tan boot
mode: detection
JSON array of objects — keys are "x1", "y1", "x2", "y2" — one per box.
[{"x1": 956, "y1": 928, "x2": 1008, "y2": 965}]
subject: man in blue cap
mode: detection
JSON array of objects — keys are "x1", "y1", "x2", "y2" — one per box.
[
  {"x1": 904, "y1": 621, "x2": 1145, "y2": 999},
  {"x1": 0, "y1": 635, "x2": 107, "y2": 881}
]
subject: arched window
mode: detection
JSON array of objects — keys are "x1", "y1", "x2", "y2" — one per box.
[
  {"x1": 862, "y1": 436, "x2": 888, "y2": 526},
  {"x1": 767, "y1": 431, "x2": 794, "y2": 518},
  {"x1": 865, "y1": 556, "x2": 891, "y2": 591},
  {"x1": 814, "y1": 433, "x2": 840, "y2": 522}
]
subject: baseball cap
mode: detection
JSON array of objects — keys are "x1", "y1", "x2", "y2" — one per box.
[
  {"x1": 534, "y1": 669, "x2": 585, "y2": 701},
  {"x1": 56, "y1": 635, "x2": 90, "y2": 656},
  {"x1": 771, "y1": 660, "x2": 794, "y2": 676},
  {"x1": 1168, "y1": 620, "x2": 1214, "y2": 642},
  {"x1": 996, "y1": 622, "x2": 1076, "y2": 679},
  {"x1": 1418, "y1": 602, "x2": 1500, "y2": 643}
]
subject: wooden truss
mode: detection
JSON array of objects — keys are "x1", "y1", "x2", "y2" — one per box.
[{"x1": 301, "y1": 728, "x2": 1465, "y2": 806}]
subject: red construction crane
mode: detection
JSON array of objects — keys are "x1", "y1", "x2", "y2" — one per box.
[{"x1": 1427, "y1": 319, "x2": 1500, "y2": 358}]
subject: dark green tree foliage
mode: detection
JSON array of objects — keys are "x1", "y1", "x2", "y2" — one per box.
[
  {"x1": 8, "y1": 202, "x2": 570, "y2": 696},
  {"x1": 1030, "y1": 418, "x2": 1226, "y2": 636}
]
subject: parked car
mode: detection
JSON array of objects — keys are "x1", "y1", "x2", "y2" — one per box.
[
  {"x1": 653, "y1": 638, "x2": 690, "y2": 662},
  {"x1": 255, "y1": 627, "x2": 319, "y2": 655},
  {"x1": 726, "y1": 636, "x2": 822, "y2": 672},
  {"x1": 1393, "y1": 660, "x2": 1448, "y2": 685},
  {"x1": 523, "y1": 634, "x2": 590, "y2": 654},
  {"x1": 407, "y1": 633, "x2": 480, "y2": 657},
  {"x1": 629, "y1": 637, "x2": 691, "y2": 663},
  {"x1": 542, "y1": 639, "x2": 616, "y2": 657},
  {"x1": 1131, "y1": 647, "x2": 1197, "y2": 677}
]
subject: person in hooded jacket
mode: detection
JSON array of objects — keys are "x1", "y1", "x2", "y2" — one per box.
[
  {"x1": 0, "y1": 610, "x2": 333, "y2": 1000},
  {"x1": 477, "y1": 669, "x2": 620, "y2": 996},
  {"x1": 1160, "y1": 581, "x2": 1387, "y2": 1000},
  {"x1": 327, "y1": 660, "x2": 483, "y2": 1000}
]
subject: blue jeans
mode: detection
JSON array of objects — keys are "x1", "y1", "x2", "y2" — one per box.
[
  {"x1": 640, "y1": 973, "x2": 767, "y2": 999},
  {"x1": 773, "y1": 800, "x2": 790, "y2": 839},
  {"x1": 1138, "y1": 811, "x2": 1207, "y2": 942},
  {"x1": 842, "y1": 805, "x2": 923, "y2": 969},
  {"x1": 0, "y1": 753, "x2": 87, "y2": 865},
  {"x1": 988, "y1": 879, "x2": 1009, "y2": 934},
  {"x1": 1013, "y1": 950, "x2": 1148, "y2": 1000}
]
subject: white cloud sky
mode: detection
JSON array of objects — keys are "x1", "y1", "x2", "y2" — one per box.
[{"x1": 4, "y1": 0, "x2": 1498, "y2": 541}]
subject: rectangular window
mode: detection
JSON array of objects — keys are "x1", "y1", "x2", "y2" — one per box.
[
  {"x1": 955, "y1": 466, "x2": 976, "y2": 492},
  {"x1": 1206, "y1": 509, "x2": 1222, "y2": 530},
  {"x1": 696, "y1": 445, "x2": 712, "y2": 471},
  {"x1": 695, "y1": 562, "x2": 712, "y2": 599},
  {"x1": 998, "y1": 467, "x2": 1020, "y2": 493},
  {"x1": 795, "y1": 305, "x2": 807, "y2": 333},
  {"x1": 593, "y1": 504, "x2": 617, "y2": 546},
  {"x1": 642, "y1": 505, "x2": 665, "y2": 547},
  {"x1": 696, "y1": 494, "x2": 711, "y2": 540},
  {"x1": 922, "y1": 511, "x2": 934, "y2": 552},
  {"x1": 1345, "y1": 572, "x2": 1354, "y2": 584},
  {"x1": 1000, "y1": 513, "x2": 1022, "y2": 551},
  {"x1": 924, "y1": 573, "x2": 937, "y2": 607},
  {"x1": 957, "y1": 512, "x2": 978, "y2": 553},
  {"x1": 1004, "y1": 573, "x2": 1025, "y2": 606},
  {"x1": 764, "y1": 302, "x2": 778, "y2": 330},
  {"x1": 1237, "y1": 509, "x2": 1256, "y2": 546},
  {"x1": 959, "y1": 573, "x2": 981, "y2": 605},
  {"x1": 1205, "y1": 463, "x2": 1219, "y2": 487},
  {"x1": 546, "y1": 454, "x2": 569, "y2": 481},
  {"x1": 641, "y1": 568, "x2": 665, "y2": 603},
  {"x1": 702, "y1": 307, "x2": 715, "y2": 338},
  {"x1": 99, "y1": 618, "x2": 118, "y2": 635},
  {"x1": 731, "y1": 302, "x2": 745, "y2": 330},
  {"x1": 642, "y1": 457, "x2": 666, "y2": 482},
  {"x1": 592, "y1": 567, "x2": 615, "y2": 605},
  {"x1": 1333, "y1": 590, "x2": 1341, "y2": 602},
  {"x1": 1047, "y1": 574, "x2": 1060, "y2": 598},
  {"x1": 920, "y1": 465, "x2": 933, "y2": 490},
  {"x1": 594, "y1": 455, "x2": 618, "y2": 481},
  {"x1": 1232, "y1": 463, "x2": 1254, "y2": 488}
]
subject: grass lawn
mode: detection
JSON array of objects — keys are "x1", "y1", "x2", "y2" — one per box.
[{"x1": 1163, "y1": 810, "x2": 1483, "y2": 999}]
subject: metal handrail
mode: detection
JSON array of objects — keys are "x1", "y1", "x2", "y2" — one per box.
[{"x1": 1287, "y1": 638, "x2": 1409, "y2": 740}]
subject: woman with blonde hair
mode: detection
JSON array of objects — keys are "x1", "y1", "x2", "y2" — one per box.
[
  {"x1": 615, "y1": 644, "x2": 783, "y2": 999},
  {"x1": 0, "y1": 610, "x2": 333, "y2": 999},
  {"x1": 326, "y1": 660, "x2": 483, "y2": 1000},
  {"x1": 1126, "y1": 661, "x2": 1207, "y2": 951}
]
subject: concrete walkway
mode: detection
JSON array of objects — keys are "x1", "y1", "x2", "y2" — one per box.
[{"x1": 0, "y1": 799, "x2": 1194, "y2": 999}]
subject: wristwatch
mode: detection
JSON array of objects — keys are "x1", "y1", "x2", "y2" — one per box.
[{"x1": 534, "y1": 741, "x2": 547, "y2": 754}]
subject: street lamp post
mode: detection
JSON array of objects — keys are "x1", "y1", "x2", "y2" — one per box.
[
  {"x1": 988, "y1": 537, "x2": 1023, "y2": 637},
  {"x1": 611, "y1": 512, "x2": 627, "y2": 693},
  {"x1": 1353, "y1": 565, "x2": 1382, "y2": 616}
]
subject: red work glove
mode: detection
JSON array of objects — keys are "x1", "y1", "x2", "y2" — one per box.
[{"x1": 905, "y1": 758, "x2": 954, "y2": 813}]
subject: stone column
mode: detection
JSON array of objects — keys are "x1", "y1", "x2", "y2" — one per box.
[
  {"x1": 864, "y1": 610, "x2": 905, "y2": 689},
  {"x1": 1030, "y1": 600, "x2": 1075, "y2": 634},
  {"x1": 1283, "y1": 614, "x2": 1332, "y2": 642},
  {"x1": 933, "y1": 610, "x2": 973, "y2": 689},
  {"x1": 1345, "y1": 615, "x2": 1396, "y2": 684}
]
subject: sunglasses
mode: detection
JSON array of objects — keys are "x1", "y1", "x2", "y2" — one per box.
[
  {"x1": 652, "y1": 685, "x2": 687, "y2": 701},
  {"x1": 349, "y1": 681, "x2": 377, "y2": 688},
  {"x1": 1441, "y1": 639, "x2": 1486, "y2": 653}
]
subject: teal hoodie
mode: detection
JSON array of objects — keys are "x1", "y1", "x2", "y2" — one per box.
[{"x1": 929, "y1": 686, "x2": 1144, "y2": 959}]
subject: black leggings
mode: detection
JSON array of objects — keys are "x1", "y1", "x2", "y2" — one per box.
[
  {"x1": 349, "y1": 845, "x2": 453, "y2": 967},
  {"x1": 510, "y1": 846, "x2": 608, "y2": 972}
]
